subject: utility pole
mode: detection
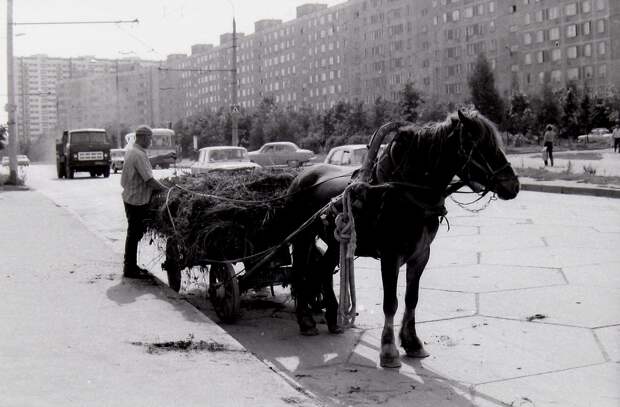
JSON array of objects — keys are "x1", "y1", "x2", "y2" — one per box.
[
  {"x1": 231, "y1": 18, "x2": 239, "y2": 147},
  {"x1": 6, "y1": 0, "x2": 18, "y2": 184},
  {"x1": 115, "y1": 59, "x2": 121, "y2": 148}
]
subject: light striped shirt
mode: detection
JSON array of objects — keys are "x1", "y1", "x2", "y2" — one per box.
[{"x1": 121, "y1": 144, "x2": 154, "y2": 205}]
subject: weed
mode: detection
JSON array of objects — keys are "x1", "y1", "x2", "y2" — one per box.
[{"x1": 583, "y1": 164, "x2": 597, "y2": 175}]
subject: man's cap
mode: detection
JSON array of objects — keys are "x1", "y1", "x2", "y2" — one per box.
[{"x1": 135, "y1": 125, "x2": 153, "y2": 137}]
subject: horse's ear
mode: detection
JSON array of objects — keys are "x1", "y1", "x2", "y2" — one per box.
[{"x1": 457, "y1": 110, "x2": 469, "y2": 125}]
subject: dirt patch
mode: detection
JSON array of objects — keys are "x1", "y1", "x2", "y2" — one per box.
[
  {"x1": 526, "y1": 314, "x2": 547, "y2": 322},
  {"x1": 131, "y1": 334, "x2": 237, "y2": 354}
]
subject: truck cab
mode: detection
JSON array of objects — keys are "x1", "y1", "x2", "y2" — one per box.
[{"x1": 56, "y1": 128, "x2": 111, "y2": 179}]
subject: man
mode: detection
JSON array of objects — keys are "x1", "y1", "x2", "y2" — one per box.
[
  {"x1": 613, "y1": 121, "x2": 620, "y2": 153},
  {"x1": 121, "y1": 125, "x2": 175, "y2": 278},
  {"x1": 542, "y1": 124, "x2": 556, "y2": 166}
]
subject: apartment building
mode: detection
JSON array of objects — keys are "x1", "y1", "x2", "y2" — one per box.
[
  {"x1": 55, "y1": 63, "x2": 172, "y2": 143},
  {"x1": 14, "y1": 55, "x2": 160, "y2": 144}
]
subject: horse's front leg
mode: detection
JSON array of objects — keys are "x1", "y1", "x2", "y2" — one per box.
[
  {"x1": 380, "y1": 255, "x2": 401, "y2": 368},
  {"x1": 399, "y1": 248, "x2": 430, "y2": 358}
]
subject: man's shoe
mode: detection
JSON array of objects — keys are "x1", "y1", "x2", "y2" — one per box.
[{"x1": 123, "y1": 266, "x2": 150, "y2": 279}]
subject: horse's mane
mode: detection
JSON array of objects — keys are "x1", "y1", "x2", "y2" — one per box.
[{"x1": 395, "y1": 109, "x2": 503, "y2": 154}]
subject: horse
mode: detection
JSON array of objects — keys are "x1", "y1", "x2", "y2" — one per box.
[{"x1": 286, "y1": 109, "x2": 520, "y2": 368}]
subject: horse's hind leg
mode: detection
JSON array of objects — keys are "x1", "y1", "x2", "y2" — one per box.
[
  {"x1": 318, "y1": 242, "x2": 342, "y2": 334},
  {"x1": 292, "y1": 232, "x2": 320, "y2": 336},
  {"x1": 380, "y1": 255, "x2": 401, "y2": 368},
  {"x1": 399, "y1": 249, "x2": 430, "y2": 358}
]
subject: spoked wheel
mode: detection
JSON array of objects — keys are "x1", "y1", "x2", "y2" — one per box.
[
  {"x1": 208, "y1": 263, "x2": 240, "y2": 323},
  {"x1": 162, "y1": 239, "x2": 183, "y2": 292}
]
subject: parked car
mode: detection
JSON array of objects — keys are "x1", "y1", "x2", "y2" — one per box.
[
  {"x1": 110, "y1": 148, "x2": 126, "y2": 173},
  {"x1": 248, "y1": 142, "x2": 314, "y2": 167},
  {"x1": 324, "y1": 144, "x2": 387, "y2": 167},
  {"x1": 1, "y1": 155, "x2": 30, "y2": 166},
  {"x1": 191, "y1": 146, "x2": 261, "y2": 175},
  {"x1": 577, "y1": 128, "x2": 613, "y2": 144}
]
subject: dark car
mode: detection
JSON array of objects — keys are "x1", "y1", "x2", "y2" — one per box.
[{"x1": 248, "y1": 142, "x2": 315, "y2": 167}]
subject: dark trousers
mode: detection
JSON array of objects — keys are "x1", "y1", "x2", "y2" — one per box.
[
  {"x1": 614, "y1": 138, "x2": 620, "y2": 153},
  {"x1": 544, "y1": 142, "x2": 554, "y2": 166},
  {"x1": 123, "y1": 202, "x2": 149, "y2": 269}
]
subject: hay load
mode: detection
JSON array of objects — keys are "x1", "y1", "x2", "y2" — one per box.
[{"x1": 145, "y1": 168, "x2": 299, "y2": 265}]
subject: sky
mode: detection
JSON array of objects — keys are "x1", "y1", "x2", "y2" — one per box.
[{"x1": 1, "y1": 0, "x2": 344, "y2": 122}]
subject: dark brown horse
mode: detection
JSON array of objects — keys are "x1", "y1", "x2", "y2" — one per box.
[{"x1": 287, "y1": 110, "x2": 520, "y2": 367}]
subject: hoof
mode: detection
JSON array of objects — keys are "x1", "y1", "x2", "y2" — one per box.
[
  {"x1": 328, "y1": 324, "x2": 344, "y2": 334},
  {"x1": 405, "y1": 347, "x2": 430, "y2": 358},
  {"x1": 380, "y1": 354, "x2": 402, "y2": 368},
  {"x1": 300, "y1": 326, "x2": 319, "y2": 336}
]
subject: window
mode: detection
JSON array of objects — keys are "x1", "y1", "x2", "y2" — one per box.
[
  {"x1": 582, "y1": 0, "x2": 591, "y2": 13},
  {"x1": 524, "y1": 53, "x2": 532, "y2": 64},
  {"x1": 549, "y1": 27, "x2": 560, "y2": 40},
  {"x1": 583, "y1": 21, "x2": 591, "y2": 35},
  {"x1": 565, "y1": 3, "x2": 577, "y2": 15},
  {"x1": 567, "y1": 68, "x2": 579, "y2": 80},
  {"x1": 584, "y1": 66, "x2": 593, "y2": 78},
  {"x1": 524, "y1": 13, "x2": 531, "y2": 25},
  {"x1": 536, "y1": 30, "x2": 544, "y2": 42},
  {"x1": 552, "y1": 48, "x2": 561, "y2": 61},
  {"x1": 583, "y1": 43, "x2": 592, "y2": 57},
  {"x1": 567, "y1": 46, "x2": 577, "y2": 59},
  {"x1": 524, "y1": 32, "x2": 532, "y2": 45},
  {"x1": 597, "y1": 20, "x2": 605, "y2": 33},
  {"x1": 598, "y1": 64, "x2": 607, "y2": 78},
  {"x1": 595, "y1": 0, "x2": 605, "y2": 11},
  {"x1": 598, "y1": 41, "x2": 606, "y2": 56},
  {"x1": 551, "y1": 70, "x2": 562, "y2": 83},
  {"x1": 567, "y1": 24, "x2": 577, "y2": 38},
  {"x1": 536, "y1": 50, "x2": 545, "y2": 63},
  {"x1": 549, "y1": 6, "x2": 560, "y2": 19}
]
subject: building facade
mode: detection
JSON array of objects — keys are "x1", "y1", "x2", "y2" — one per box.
[{"x1": 15, "y1": 0, "x2": 620, "y2": 150}]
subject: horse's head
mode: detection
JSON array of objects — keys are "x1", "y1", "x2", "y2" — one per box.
[{"x1": 454, "y1": 110, "x2": 519, "y2": 200}]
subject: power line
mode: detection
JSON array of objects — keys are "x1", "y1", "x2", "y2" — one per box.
[{"x1": 13, "y1": 19, "x2": 139, "y2": 26}]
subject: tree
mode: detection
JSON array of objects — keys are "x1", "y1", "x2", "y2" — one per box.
[
  {"x1": 467, "y1": 53, "x2": 505, "y2": 125},
  {"x1": 560, "y1": 83, "x2": 579, "y2": 141},
  {"x1": 578, "y1": 93, "x2": 592, "y2": 135},
  {"x1": 399, "y1": 82, "x2": 424, "y2": 123},
  {"x1": 506, "y1": 92, "x2": 534, "y2": 136},
  {"x1": 590, "y1": 98, "x2": 610, "y2": 129},
  {"x1": 0, "y1": 126, "x2": 7, "y2": 151},
  {"x1": 532, "y1": 83, "x2": 560, "y2": 133}
]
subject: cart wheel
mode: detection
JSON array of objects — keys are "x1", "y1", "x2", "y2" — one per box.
[
  {"x1": 208, "y1": 263, "x2": 240, "y2": 323},
  {"x1": 163, "y1": 240, "x2": 182, "y2": 292}
]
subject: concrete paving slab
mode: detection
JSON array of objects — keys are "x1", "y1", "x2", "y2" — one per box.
[
  {"x1": 297, "y1": 365, "x2": 476, "y2": 407},
  {"x1": 480, "y1": 285, "x2": 620, "y2": 328},
  {"x1": 351, "y1": 287, "x2": 476, "y2": 329},
  {"x1": 481, "y1": 246, "x2": 618, "y2": 268},
  {"x1": 433, "y1": 233, "x2": 545, "y2": 254},
  {"x1": 563, "y1": 262, "x2": 620, "y2": 288},
  {"x1": 421, "y1": 264, "x2": 565, "y2": 293},
  {"x1": 594, "y1": 325, "x2": 620, "y2": 362},
  {"x1": 474, "y1": 363, "x2": 620, "y2": 407},
  {"x1": 349, "y1": 317, "x2": 606, "y2": 384}
]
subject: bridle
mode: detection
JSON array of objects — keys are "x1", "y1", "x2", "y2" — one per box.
[{"x1": 452, "y1": 121, "x2": 513, "y2": 196}]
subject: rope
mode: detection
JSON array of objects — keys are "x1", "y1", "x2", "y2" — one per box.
[{"x1": 333, "y1": 183, "x2": 358, "y2": 328}]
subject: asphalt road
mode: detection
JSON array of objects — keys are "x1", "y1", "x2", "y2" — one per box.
[{"x1": 26, "y1": 164, "x2": 620, "y2": 407}]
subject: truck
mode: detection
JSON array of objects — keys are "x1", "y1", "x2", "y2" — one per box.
[{"x1": 56, "y1": 128, "x2": 111, "y2": 179}]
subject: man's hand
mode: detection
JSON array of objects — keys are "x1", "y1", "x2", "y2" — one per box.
[{"x1": 167, "y1": 152, "x2": 177, "y2": 160}]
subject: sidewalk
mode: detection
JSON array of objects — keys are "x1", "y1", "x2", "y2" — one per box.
[{"x1": 0, "y1": 188, "x2": 320, "y2": 407}]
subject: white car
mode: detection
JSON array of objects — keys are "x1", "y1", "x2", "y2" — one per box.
[
  {"x1": 324, "y1": 144, "x2": 387, "y2": 167},
  {"x1": 1, "y1": 155, "x2": 30, "y2": 166},
  {"x1": 191, "y1": 146, "x2": 261, "y2": 175},
  {"x1": 577, "y1": 128, "x2": 613, "y2": 143},
  {"x1": 248, "y1": 141, "x2": 315, "y2": 167}
]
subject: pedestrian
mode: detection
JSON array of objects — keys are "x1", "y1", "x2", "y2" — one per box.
[
  {"x1": 121, "y1": 125, "x2": 175, "y2": 278},
  {"x1": 542, "y1": 124, "x2": 556, "y2": 166},
  {"x1": 613, "y1": 122, "x2": 620, "y2": 153}
]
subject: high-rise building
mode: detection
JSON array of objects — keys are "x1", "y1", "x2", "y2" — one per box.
[{"x1": 14, "y1": 55, "x2": 160, "y2": 146}]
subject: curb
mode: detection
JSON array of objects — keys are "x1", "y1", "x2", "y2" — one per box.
[{"x1": 520, "y1": 182, "x2": 620, "y2": 199}]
